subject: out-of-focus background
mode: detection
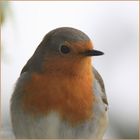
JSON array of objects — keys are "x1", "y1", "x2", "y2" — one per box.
[{"x1": 0, "y1": 1, "x2": 139, "y2": 139}]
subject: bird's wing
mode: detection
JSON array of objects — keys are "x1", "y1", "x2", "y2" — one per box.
[{"x1": 93, "y1": 67, "x2": 108, "y2": 106}]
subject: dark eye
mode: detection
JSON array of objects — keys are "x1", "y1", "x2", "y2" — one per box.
[{"x1": 60, "y1": 45, "x2": 70, "y2": 54}]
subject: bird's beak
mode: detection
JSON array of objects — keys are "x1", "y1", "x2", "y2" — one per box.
[{"x1": 82, "y1": 49, "x2": 104, "y2": 56}]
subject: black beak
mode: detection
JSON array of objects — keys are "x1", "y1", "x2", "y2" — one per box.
[{"x1": 83, "y1": 49, "x2": 104, "y2": 56}]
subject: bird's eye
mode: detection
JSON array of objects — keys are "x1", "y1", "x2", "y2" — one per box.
[{"x1": 60, "y1": 45, "x2": 70, "y2": 54}]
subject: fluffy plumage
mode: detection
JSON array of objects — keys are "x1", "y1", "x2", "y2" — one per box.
[{"x1": 10, "y1": 27, "x2": 108, "y2": 139}]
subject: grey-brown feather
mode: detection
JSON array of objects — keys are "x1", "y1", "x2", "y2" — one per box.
[{"x1": 93, "y1": 67, "x2": 108, "y2": 106}]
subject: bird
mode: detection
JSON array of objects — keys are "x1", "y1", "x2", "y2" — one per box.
[{"x1": 10, "y1": 27, "x2": 108, "y2": 139}]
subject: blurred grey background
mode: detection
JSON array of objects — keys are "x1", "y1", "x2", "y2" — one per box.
[{"x1": 1, "y1": 1, "x2": 139, "y2": 139}]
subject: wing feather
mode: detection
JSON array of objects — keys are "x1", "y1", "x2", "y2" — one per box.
[{"x1": 93, "y1": 67, "x2": 108, "y2": 106}]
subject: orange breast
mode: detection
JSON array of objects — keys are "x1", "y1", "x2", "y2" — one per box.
[{"x1": 22, "y1": 67, "x2": 94, "y2": 125}]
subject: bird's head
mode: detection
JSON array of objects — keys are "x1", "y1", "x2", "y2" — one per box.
[{"x1": 21, "y1": 27, "x2": 104, "y2": 76}]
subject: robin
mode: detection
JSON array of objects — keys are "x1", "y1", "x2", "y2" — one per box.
[{"x1": 10, "y1": 27, "x2": 108, "y2": 139}]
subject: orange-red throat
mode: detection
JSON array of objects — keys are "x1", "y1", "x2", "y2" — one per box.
[{"x1": 22, "y1": 41, "x2": 95, "y2": 126}]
